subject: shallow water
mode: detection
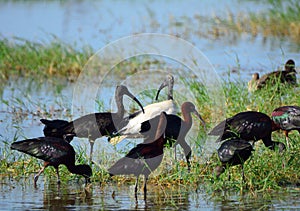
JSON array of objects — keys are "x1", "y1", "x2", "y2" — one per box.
[
  {"x1": 0, "y1": 0, "x2": 300, "y2": 210},
  {"x1": 1, "y1": 177, "x2": 299, "y2": 210}
]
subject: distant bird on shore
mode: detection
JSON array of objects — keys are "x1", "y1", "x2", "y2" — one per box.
[
  {"x1": 271, "y1": 105, "x2": 300, "y2": 148},
  {"x1": 248, "y1": 59, "x2": 297, "y2": 92},
  {"x1": 208, "y1": 111, "x2": 285, "y2": 152},
  {"x1": 214, "y1": 138, "x2": 254, "y2": 181},
  {"x1": 115, "y1": 74, "x2": 177, "y2": 139},
  {"x1": 108, "y1": 112, "x2": 167, "y2": 198},
  {"x1": 40, "y1": 85, "x2": 144, "y2": 163},
  {"x1": 11, "y1": 135, "x2": 92, "y2": 187}
]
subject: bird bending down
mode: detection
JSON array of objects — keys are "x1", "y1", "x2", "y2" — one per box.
[
  {"x1": 248, "y1": 59, "x2": 297, "y2": 92},
  {"x1": 40, "y1": 85, "x2": 144, "y2": 163},
  {"x1": 214, "y1": 139, "x2": 254, "y2": 182},
  {"x1": 108, "y1": 112, "x2": 168, "y2": 198},
  {"x1": 271, "y1": 105, "x2": 300, "y2": 148},
  {"x1": 208, "y1": 111, "x2": 285, "y2": 152},
  {"x1": 114, "y1": 74, "x2": 177, "y2": 140},
  {"x1": 10, "y1": 136, "x2": 92, "y2": 187}
]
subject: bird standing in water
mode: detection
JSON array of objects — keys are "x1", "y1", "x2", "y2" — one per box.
[
  {"x1": 271, "y1": 105, "x2": 300, "y2": 148},
  {"x1": 108, "y1": 112, "x2": 168, "y2": 199},
  {"x1": 11, "y1": 135, "x2": 92, "y2": 187},
  {"x1": 40, "y1": 85, "x2": 144, "y2": 163}
]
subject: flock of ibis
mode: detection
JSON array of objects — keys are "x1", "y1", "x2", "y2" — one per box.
[{"x1": 10, "y1": 60, "x2": 300, "y2": 197}]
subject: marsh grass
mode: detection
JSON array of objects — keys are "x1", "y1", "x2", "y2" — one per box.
[
  {"x1": 210, "y1": 0, "x2": 300, "y2": 43},
  {"x1": 0, "y1": 36, "x2": 93, "y2": 81}
]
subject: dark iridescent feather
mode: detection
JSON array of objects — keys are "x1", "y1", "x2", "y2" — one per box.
[
  {"x1": 108, "y1": 111, "x2": 167, "y2": 194},
  {"x1": 209, "y1": 111, "x2": 285, "y2": 152},
  {"x1": 214, "y1": 139, "x2": 254, "y2": 179},
  {"x1": 11, "y1": 137, "x2": 72, "y2": 163},
  {"x1": 209, "y1": 111, "x2": 272, "y2": 142},
  {"x1": 11, "y1": 136, "x2": 92, "y2": 186},
  {"x1": 218, "y1": 139, "x2": 254, "y2": 166},
  {"x1": 272, "y1": 106, "x2": 300, "y2": 132}
]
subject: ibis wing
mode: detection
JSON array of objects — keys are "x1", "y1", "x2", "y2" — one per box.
[{"x1": 11, "y1": 137, "x2": 72, "y2": 163}]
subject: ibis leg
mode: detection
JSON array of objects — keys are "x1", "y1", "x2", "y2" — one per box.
[
  {"x1": 34, "y1": 165, "x2": 46, "y2": 187},
  {"x1": 241, "y1": 165, "x2": 245, "y2": 183},
  {"x1": 89, "y1": 139, "x2": 95, "y2": 165},
  {"x1": 178, "y1": 140, "x2": 192, "y2": 171},
  {"x1": 285, "y1": 136, "x2": 290, "y2": 149},
  {"x1": 143, "y1": 176, "x2": 148, "y2": 200},
  {"x1": 134, "y1": 176, "x2": 139, "y2": 194},
  {"x1": 134, "y1": 176, "x2": 139, "y2": 200},
  {"x1": 55, "y1": 167, "x2": 61, "y2": 185}
]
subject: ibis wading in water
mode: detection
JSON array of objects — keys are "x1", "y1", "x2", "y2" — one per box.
[
  {"x1": 11, "y1": 136, "x2": 92, "y2": 187},
  {"x1": 108, "y1": 111, "x2": 168, "y2": 198},
  {"x1": 113, "y1": 74, "x2": 177, "y2": 141},
  {"x1": 40, "y1": 85, "x2": 144, "y2": 163},
  {"x1": 271, "y1": 105, "x2": 300, "y2": 148},
  {"x1": 214, "y1": 138, "x2": 254, "y2": 182},
  {"x1": 208, "y1": 111, "x2": 285, "y2": 152}
]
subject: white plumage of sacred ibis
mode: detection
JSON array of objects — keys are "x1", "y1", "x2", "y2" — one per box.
[{"x1": 111, "y1": 74, "x2": 178, "y2": 143}]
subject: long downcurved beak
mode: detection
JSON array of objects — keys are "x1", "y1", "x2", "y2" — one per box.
[
  {"x1": 132, "y1": 96, "x2": 145, "y2": 114},
  {"x1": 123, "y1": 87, "x2": 145, "y2": 114},
  {"x1": 155, "y1": 80, "x2": 168, "y2": 100},
  {"x1": 155, "y1": 75, "x2": 174, "y2": 100},
  {"x1": 193, "y1": 110, "x2": 206, "y2": 130}
]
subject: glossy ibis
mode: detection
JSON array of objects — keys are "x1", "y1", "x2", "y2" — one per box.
[
  {"x1": 108, "y1": 111, "x2": 167, "y2": 198},
  {"x1": 208, "y1": 111, "x2": 286, "y2": 152},
  {"x1": 248, "y1": 59, "x2": 297, "y2": 91},
  {"x1": 116, "y1": 74, "x2": 177, "y2": 138},
  {"x1": 10, "y1": 135, "x2": 92, "y2": 187},
  {"x1": 271, "y1": 105, "x2": 300, "y2": 148},
  {"x1": 40, "y1": 85, "x2": 144, "y2": 163},
  {"x1": 112, "y1": 101, "x2": 206, "y2": 171},
  {"x1": 214, "y1": 138, "x2": 254, "y2": 181}
]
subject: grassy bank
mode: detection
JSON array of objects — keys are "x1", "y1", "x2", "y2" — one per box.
[{"x1": 0, "y1": 37, "x2": 93, "y2": 81}]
